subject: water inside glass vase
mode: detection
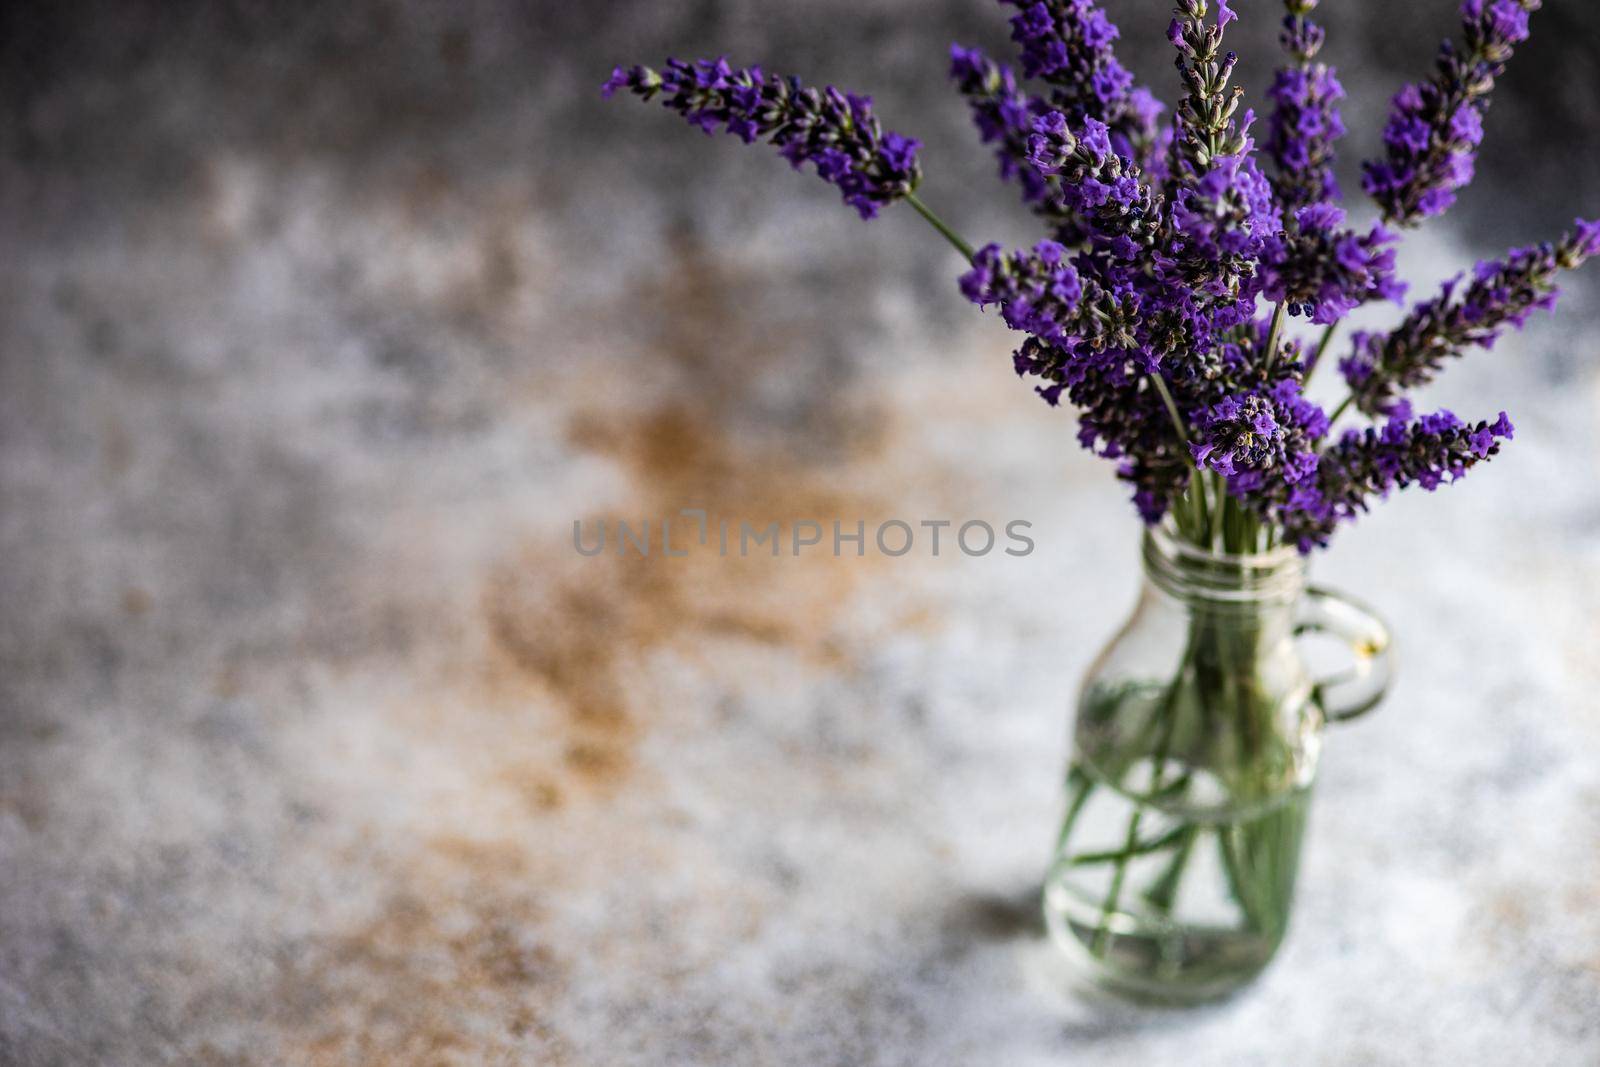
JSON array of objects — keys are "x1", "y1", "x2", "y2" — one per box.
[{"x1": 1042, "y1": 525, "x2": 1323, "y2": 1002}]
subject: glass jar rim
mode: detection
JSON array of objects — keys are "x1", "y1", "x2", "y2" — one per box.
[{"x1": 1143, "y1": 520, "x2": 1306, "y2": 605}]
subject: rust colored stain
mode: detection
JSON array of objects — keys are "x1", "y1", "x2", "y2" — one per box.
[
  {"x1": 275, "y1": 237, "x2": 906, "y2": 1062},
  {"x1": 0, "y1": 772, "x2": 47, "y2": 833},
  {"x1": 480, "y1": 399, "x2": 884, "y2": 792},
  {"x1": 472, "y1": 232, "x2": 895, "y2": 798},
  {"x1": 280, "y1": 837, "x2": 569, "y2": 1066},
  {"x1": 121, "y1": 586, "x2": 153, "y2": 617}
]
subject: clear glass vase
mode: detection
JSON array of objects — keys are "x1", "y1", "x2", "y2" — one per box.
[{"x1": 1042, "y1": 523, "x2": 1393, "y2": 1003}]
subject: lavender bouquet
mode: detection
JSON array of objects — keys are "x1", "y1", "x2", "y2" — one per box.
[{"x1": 608, "y1": 0, "x2": 1594, "y2": 1000}]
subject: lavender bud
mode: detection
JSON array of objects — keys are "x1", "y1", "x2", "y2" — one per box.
[
  {"x1": 948, "y1": 45, "x2": 1070, "y2": 224},
  {"x1": 1360, "y1": 0, "x2": 1540, "y2": 226},
  {"x1": 1284, "y1": 405, "x2": 1514, "y2": 549},
  {"x1": 998, "y1": 1, "x2": 1166, "y2": 173},
  {"x1": 1339, "y1": 219, "x2": 1597, "y2": 415},
  {"x1": 960, "y1": 241, "x2": 1085, "y2": 346},
  {"x1": 603, "y1": 58, "x2": 921, "y2": 219},
  {"x1": 1266, "y1": 0, "x2": 1345, "y2": 212},
  {"x1": 1262, "y1": 205, "x2": 1407, "y2": 326}
]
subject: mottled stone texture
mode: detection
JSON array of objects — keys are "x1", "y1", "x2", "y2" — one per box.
[{"x1": 2, "y1": 2, "x2": 1599, "y2": 1064}]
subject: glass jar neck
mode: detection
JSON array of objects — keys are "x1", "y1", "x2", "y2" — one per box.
[{"x1": 1140, "y1": 521, "x2": 1307, "y2": 615}]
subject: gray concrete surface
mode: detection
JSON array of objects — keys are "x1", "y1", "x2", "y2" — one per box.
[{"x1": 2, "y1": 2, "x2": 1599, "y2": 1063}]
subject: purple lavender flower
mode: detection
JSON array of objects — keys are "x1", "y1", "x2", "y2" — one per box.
[
  {"x1": 1156, "y1": 7, "x2": 1281, "y2": 370},
  {"x1": 1360, "y1": 0, "x2": 1541, "y2": 226},
  {"x1": 1265, "y1": 0, "x2": 1346, "y2": 212},
  {"x1": 1170, "y1": 148, "x2": 1280, "y2": 269},
  {"x1": 1026, "y1": 112, "x2": 1163, "y2": 260},
  {"x1": 608, "y1": 3, "x2": 1572, "y2": 550},
  {"x1": 1283, "y1": 405, "x2": 1514, "y2": 549},
  {"x1": 1028, "y1": 97, "x2": 1275, "y2": 378},
  {"x1": 1191, "y1": 377, "x2": 1326, "y2": 491},
  {"x1": 960, "y1": 241, "x2": 1085, "y2": 344},
  {"x1": 948, "y1": 45, "x2": 1078, "y2": 229},
  {"x1": 1262, "y1": 204, "x2": 1406, "y2": 325},
  {"x1": 1001, "y1": 101, "x2": 1272, "y2": 389},
  {"x1": 1014, "y1": 336, "x2": 1191, "y2": 521},
  {"x1": 1191, "y1": 393, "x2": 1284, "y2": 477},
  {"x1": 999, "y1": 1, "x2": 1164, "y2": 168},
  {"x1": 1340, "y1": 220, "x2": 1597, "y2": 415},
  {"x1": 603, "y1": 59, "x2": 921, "y2": 219},
  {"x1": 1161, "y1": 140, "x2": 1282, "y2": 356}
]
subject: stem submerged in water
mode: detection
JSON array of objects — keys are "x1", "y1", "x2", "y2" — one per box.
[
  {"x1": 1047, "y1": 551, "x2": 1312, "y2": 995},
  {"x1": 1087, "y1": 634, "x2": 1195, "y2": 958}
]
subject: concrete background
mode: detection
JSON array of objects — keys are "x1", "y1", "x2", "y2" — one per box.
[{"x1": 2, "y1": 1, "x2": 1599, "y2": 1063}]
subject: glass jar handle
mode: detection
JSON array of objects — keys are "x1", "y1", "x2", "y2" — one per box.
[{"x1": 1295, "y1": 586, "x2": 1394, "y2": 722}]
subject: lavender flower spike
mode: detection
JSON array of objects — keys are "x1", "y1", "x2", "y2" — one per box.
[
  {"x1": 1165, "y1": 125, "x2": 1282, "y2": 343},
  {"x1": 1340, "y1": 219, "x2": 1599, "y2": 416},
  {"x1": 1026, "y1": 112, "x2": 1163, "y2": 261},
  {"x1": 1191, "y1": 393, "x2": 1284, "y2": 477},
  {"x1": 948, "y1": 46, "x2": 1067, "y2": 220},
  {"x1": 961, "y1": 238, "x2": 1146, "y2": 361},
  {"x1": 1012, "y1": 336, "x2": 1191, "y2": 522},
  {"x1": 1263, "y1": 203, "x2": 1406, "y2": 326},
  {"x1": 603, "y1": 58, "x2": 921, "y2": 219},
  {"x1": 1170, "y1": 0, "x2": 1248, "y2": 177},
  {"x1": 1360, "y1": 0, "x2": 1541, "y2": 227},
  {"x1": 1265, "y1": 0, "x2": 1346, "y2": 212},
  {"x1": 999, "y1": 1, "x2": 1165, "y2": 169},
  {"x1": 1261, "y1": 5, "x2": 1398, "y2": 327},
  {"x1": 1284, "y1": 405, "x2": 1514, "y2": 549},
  {"x1": 1191, "y1": 380, "x2": 1324, "y2": 487},
  {"x1": 960, "y1": 240, "x2": 1084, "y2": 345}
]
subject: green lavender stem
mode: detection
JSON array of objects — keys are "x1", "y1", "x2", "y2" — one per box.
[
  {"x1": 1259, "y1": 301, "x2": 1288, "y2": 376},
  {"x1": 1054, "y1": 767, "x2": 1096, "y2": 853},
  {"x1": 1306, "y1": 321, "x2": 1339, "y2": 382},
  {"x1": 904, "y1": 191, "x2": 977, "y2": 262},
  {"x1": 1070, "y1": 824, "x2": 1193, "y2": 866},
  {"x1": 1142, "y1": 823, "x2": 1199, "y2": 914},
  {"x1": 1088, "y1": 645, "x2": 1192, "y2": 957},
  {"x1": 1325, "y1": 391, "x2": 1356, "y2": 428}
]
